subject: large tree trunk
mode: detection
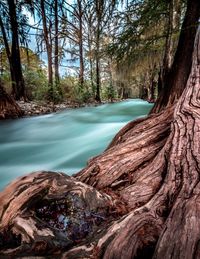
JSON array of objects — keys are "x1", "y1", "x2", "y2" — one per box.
[
  {"x1": 0, "y1": 85, "x2": 23, "y2": 119},
  {"x1": 151, "y1": 0, "x2": 200, "y2": 113},
  {"x1": 160, "y1": 0, "x2": 182, "y2": 93},
  {"x1": 0, "y1": 28, "x2": 200, "y2": 258}
]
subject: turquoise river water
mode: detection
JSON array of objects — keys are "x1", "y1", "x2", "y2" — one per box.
[{"x1": 0, "y1": 99, "x2": 153, "y2": 191}]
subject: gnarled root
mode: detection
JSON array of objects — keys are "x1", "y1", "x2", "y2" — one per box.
[{"x1": 0, "y1": 85, "x2": 23, "y2": 119}]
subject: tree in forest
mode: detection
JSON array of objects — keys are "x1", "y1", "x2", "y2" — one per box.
[
  {"x1": 62, "y1": 0, "x2": 85, "y2": 88},
  {"x1": 158, "y1": 0, "x2": 183, "y2": 94},
  {"x1": 83, "y1": 0, "x2": 96, "y2": 94},
  {"x1": 0, "y1": 0, "x2": 28, "y2": 117},
  {"x1": 92, "y1": 0, "x2": 117, "y2": 102},
  {"x1": 1, "y1": 0, "x2": 200, "y2": 258},
  {"x1": 151, "y1": 0, "x2": 200, "y2": 113},
  {"x1": 61, "y1": 0, "x2": 117, "y2": 101},
  {"x1": 0, "y1": 0, "x2": 27, "y2": 100},
  {"x1": 107, "y1": 0, "x2": 185, "y2": 101},
  {"x1": 35, "y1": 0, "x2": 65, "y2": 101},
  {"x1": 37, "y1": 0, "x2": 54, "y2": 98},
  {"x1": 0, "y1": 46, "x2": 47, "y2": 100},
  {"x1": 54, "y1": 0, "x2": 59, "y2": 86}
]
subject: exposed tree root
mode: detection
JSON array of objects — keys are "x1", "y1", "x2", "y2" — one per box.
[
  {"x1": 0, "y1": 85, "x2": 23, "y2": 119},
  {"x1": 76, "y1": 106, "x2": 173, "y2": 192}
]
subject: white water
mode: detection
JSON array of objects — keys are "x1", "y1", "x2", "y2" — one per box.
[{"x1": 0, "y1": 99, "x2": 153, "y2": 191}]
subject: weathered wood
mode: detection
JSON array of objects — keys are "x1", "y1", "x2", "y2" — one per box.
[
  {"x1": 76, "y1": 107, "x2": 173, "y2": 193},
  {"x1": 151, "y1": 0, "x2": 200, "y2": 113},
  {"x1": 0, "y1": 171, "x2": 119, "y2": 256},
  {"x1": 0, "y1": 85, "x2": 23, "y2": 119}
]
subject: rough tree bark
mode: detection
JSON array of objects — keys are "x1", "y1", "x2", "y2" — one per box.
[
  {"x1": 151, "y1": 0, "x2": 200, "y2": 113},
  {"x1": 0, "y1": 27, "x2": 200, "y2": 258},
  {"x1": 159, "y1": 0, "x2": 182, "y2": 94},
  {"x1": 0, "y1": 84, "x2": 23, "y2": 119}
]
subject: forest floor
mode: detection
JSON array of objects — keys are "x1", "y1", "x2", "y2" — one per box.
[{"x1": 17, "y1": 99, "x2": 117, "y2": 117}]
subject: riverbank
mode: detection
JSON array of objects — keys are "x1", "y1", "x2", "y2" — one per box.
[
  {"x1": 17, "y1": 100, "x2": 102, "y2": 117},
  {"x1": 0, "y1": 99, "x2": 153, "y2": 192}
]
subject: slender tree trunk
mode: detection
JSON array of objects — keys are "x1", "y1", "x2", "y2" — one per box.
[
  {"x1": 152, "y1": 0, "x2": 200, "y2": 113},
  {"x1": 7, "y1": 0, "x2": 26, "y2": 100},
  {"x1": 89, "y1": 55, "x2": 95, "y2": 95},
  {"x1": 54, "y1": 0, "x2": 60, "y2": 86},
  {"x1": 77, "y1": 0, "x2": 84, "y2": 87},
  {"x1": 0, "y1": 16, "x2": 16, "y2": 90},
  {"x1": 95, "y1": 0, "x2": 102, "y2": 103},
  {"x1": 0, "y1": 16, "x2": 11, "y2": 69},
  {"x1": 40, "y1": 0, "x2": 53, "y2": 99},
  {"x1": 108, "y1": 59, "x2": 114, "y2": 101},
  {"x1": 95, "y1": 29, "x2": 101, "y2": 102},
  {"x1": 87, "y1": 26, "x2": 95, "y2": 96},
  {"x1": 95, "y1": 55, "x2": 101, "y2": 102}
]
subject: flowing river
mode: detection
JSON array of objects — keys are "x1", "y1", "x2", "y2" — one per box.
[{"x1": 0, "y1": 99, "x2": 153, "y2": 191}]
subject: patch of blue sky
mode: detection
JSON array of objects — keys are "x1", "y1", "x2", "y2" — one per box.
[{"x1": 22, "y1": 5, "x2": 79, "y2": 77}]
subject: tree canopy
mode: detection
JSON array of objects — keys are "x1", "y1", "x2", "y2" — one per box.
[{"x1": 0, "y1": 0, "x2": 193, "y2": 105}]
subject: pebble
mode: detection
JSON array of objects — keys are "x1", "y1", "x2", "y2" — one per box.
[{"x1": 16, "y1": 100, "x2": 99, "y2": 117}]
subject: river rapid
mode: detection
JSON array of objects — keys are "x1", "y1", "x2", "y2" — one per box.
[{"x1": 0, "y1": 99, "x2": 153, "y2": 191}]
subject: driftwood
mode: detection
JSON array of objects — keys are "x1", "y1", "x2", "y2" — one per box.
[{"x1": 0, "y1": 27, "x2": 200, "y2": 259}]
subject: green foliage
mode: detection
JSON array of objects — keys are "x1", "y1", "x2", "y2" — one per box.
[
  {"x1": 48, "y1": 83, "x2": 64, "y2": 104},
  {"x1": 26, "y1": 72, "x2": 64, "y2": 104},
  {"x1": 101, "y1": 84, "x2": 117, "y2": 101},
  {"x1": 23, "y1": 69, "x2": 48, "y2": 100},
  {"x1": 60, "y1": 76, "x2": 93, "y2": 104},
  {"x1": 0, "y1": 71, "x2": 12, "y2": 93},
  {"x1": 74, "y1": 84, "x2": 93, "y2": 103},
  {"x1": 0, "y1": 0, "x2": 186, "y2": 103}
]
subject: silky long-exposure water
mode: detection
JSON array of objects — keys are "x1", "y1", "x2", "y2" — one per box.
[{"x1": 0, "y1": 99, "x2": 153, "y2": 191}]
